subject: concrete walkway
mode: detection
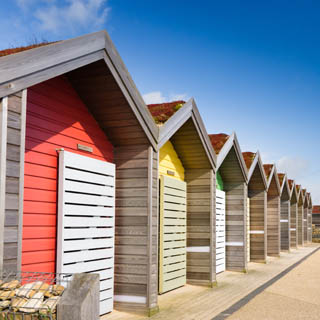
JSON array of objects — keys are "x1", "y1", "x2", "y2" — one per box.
[
  {"x1": 104, "y1": 244, "x2": 319, "y2": 320},
  {"x1": 226, "y1": 244, "x2": 320, "y2": 319}
]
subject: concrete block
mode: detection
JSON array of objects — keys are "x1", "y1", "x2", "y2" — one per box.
[{"x1": 57, "y1": 273, "x2": 100, "y2": 320}]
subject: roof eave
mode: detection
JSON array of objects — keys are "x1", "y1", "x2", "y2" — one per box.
[
  {"x1": 158, "y1": 98, "x2": 216, "y2": 169},
  {"x1": 0, "y1": 30, "x2": 159, "y2": 149}
]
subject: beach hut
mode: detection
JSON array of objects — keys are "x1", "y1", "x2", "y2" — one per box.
[
  {"x1": 148, "y1": 99, "x2": 217, "y2": 292},
  {"x1": 307, "y1": 193, "x2": 312, "y2": 242},
  {"x1": 277, "y1": 173, "x2": 291, "y2": 251},
  {"x1": 0, "y1": 31, "x2": 165, "y2": 315},
  {"x1": 288, "y1": 179, "x2": 298, "y2": 248},
  {"x1": 296, "y1": 185, "x2": 304, "y2": 246},
  {"x1": 263, "y1": 164, "x2": 281, "y2": 257},
  {"x1": 209, "y1": 133, "x2": 248, "y2": 272},
  {"x1": 242, "y1": 152, "x2": 268, "y2": 263}
]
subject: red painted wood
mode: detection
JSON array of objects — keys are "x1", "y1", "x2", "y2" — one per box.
[{"x1": 22, "y1": 75, "x2": 114, "y2": 273}]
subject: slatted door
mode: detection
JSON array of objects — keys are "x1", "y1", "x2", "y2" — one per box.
[
  {"x1": 159, "y1": 175, "x2": 187, "y2": 294},
  {"x1": 57, "y1": 151, "x2": 115, "y2": 315},
  {"x1": 216, "y1": 190, "x2": 226, "y2": 273},
  {"x1": 247, "y1": 198, "x2": 250, "y2": 262}
]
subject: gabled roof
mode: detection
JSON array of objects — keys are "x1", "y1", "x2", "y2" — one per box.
[
  {"x1": 313, "y1": 205, "x2": 320, "y2": 214},
  {"x1": 296, "y1": 184, "x2": 304, "y2": 206},
  {"x1": 148, "y1": 98, "x2": 216, "y2": 168},
  {"x1": 208, "y1": 132, "x2": 247, "y2": 182},
  {"x1": 263, "y1": 164, "x2": 280, "y2": 195},
  {"x1": 307, "y1": 192, "x2": 313, "y2": 209},
  {"x1": 302, "y1": 189, "x2": 308, "y2": 208},
  {"x1": 278, "y1": 173, "x2": 290, "y2": 199},
  {"x1": 0, "y1": 30, "x2": 159, "y2": 149},
  {"x1": 288, "y1": 179, "x2": 298, "y2": 204},
  {"x1": 148, "y1": 101, "x2": 185, "y2": 124},
  {"x1": 242, "y1": 151, "x2": 267, "y2": 189}
]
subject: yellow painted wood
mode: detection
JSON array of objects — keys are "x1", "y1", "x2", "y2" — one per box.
[
  {"x1": 159, "y1": 175, "x2": 187, "y2": 294},
  {"x1": 159, "y1": 141, "x2": 185, "y2": 181}
]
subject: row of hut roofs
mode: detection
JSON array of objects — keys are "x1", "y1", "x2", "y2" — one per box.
[{"x1": 0, "y1": 30, "x2": 314, "y2": 316}]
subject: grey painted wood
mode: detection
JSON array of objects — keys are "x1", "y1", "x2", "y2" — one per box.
[
  {"x1": 3, "y1": 92, "x2": 24, "y2": 272},
  {"x1": 0, "y1": 31, "x2": 159, "y2": 149},
  {"x1": 0, "y1": 96, "x2": 8, "y2": 270},
  {"x1": 158, "y1": 99, "x2": 216, "y2": 168},
  {"x1": 17, "y1": 89, "x2": 26, "y2": 271}
]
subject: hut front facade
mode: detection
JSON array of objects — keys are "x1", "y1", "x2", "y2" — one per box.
[
  {"x1": 209, "y1": 133, "x2": 248, "y2": 272},
  {"x1": 148, "y1": 99, "x2": 217, "y2": 292},
  {"x1": 296, "y1": 185, "x2": 304, "y2": 246},
  {"x1": 0, "y1": 31, "x2": 172, "y2": 316},
  {"x1": 278, "y1": 173, "x2": 291, "y2": 251},
  {"x1": 242, "y1": 152, "x2": 267, "y2": 263},
  {"x1": 263, "y1": 164, "x2": 281, "y2": 257}
]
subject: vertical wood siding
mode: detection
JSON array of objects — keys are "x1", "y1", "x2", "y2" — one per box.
[
  {"x1": 218, "y1": 147, "x2": 247, "y2": 272},
  {"x1": 185, "y1": 169, "x2": 215, "y2": 284},
  {"x1": 225, "y1": 183, "x2": 247, "y2": 271},
  {"x1": 267, "y1": 195, "x2": 280, "y2": 256},
  {"x1": 3, "y1": 92, "x2": 26, "y2": 271},
  {"x1": 280, "y1": 200, "x2": 290, "y2": 251},
  {"x1": 159, "y1": 141, "x2": 184, "y2": 181},
  {"x1": 22, "y1": 76, "x2": 113, "y2": 273},
  {"x1": 303, "y1": 205, "x2": 308, "y2": 242},
  {"x1": 290, "y1": 203, "x2": 298, "y2": 248},
  {"x1": 297, "y1": 204, "x2": 304, "y2": 246},
  {"x1": 113, "y1": 145, "x2": 158, "y2": 311}
]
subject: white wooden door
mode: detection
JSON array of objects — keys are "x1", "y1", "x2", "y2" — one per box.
[
  {"x1": 216, "y1": 190, "x2": 226, "y2": 273},
  {"x1": 57, "y1": 151, "x2": 115, "y2": 315},
  {"x1": 159, "y1": 175, "x2": 187, "y2": 294}
]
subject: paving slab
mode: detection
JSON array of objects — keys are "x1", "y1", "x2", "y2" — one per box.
[
  {"x1": 227, "y1": 244, "x2": 320, "y2": 319},
  {"x1": 103, "y1": 244, "x2": 319, "y2": 320}
]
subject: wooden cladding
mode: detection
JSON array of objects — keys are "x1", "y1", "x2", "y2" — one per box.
[
  {"x1": 248, "y1": 190, "x2": 267, "y2": 263},
  {"x1": 290, "y1": 203, "x2": 298, "y2": 248},
  {"x1": 159, "y1": 175, "x2": 187, "y2": 294},
  {"x1": 297, "y1": 205, "x2": 304, "y2": 246},
  {"x1": 0, "y1": 91, "x2": 26, "y2": 272},
  {"x1": 185, "y1": 169, "x2": 215, "y2": 285},
  {"x1": 267, "y1": 195, "x2": 280, "y2": 257},
  {"x1": 280, "y1": 200, "x2": 290, "y2": 251},
  {"x1": 225, "y1": 183, "x2": 247, "y2": 272}
]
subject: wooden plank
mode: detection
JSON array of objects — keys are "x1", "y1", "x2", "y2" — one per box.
[
  {"x1": 159, "y1": 175, "x2": 187, "y2": 294},
  {"x1": 0, "y1": 97, "x2": 8, "y2": 269}
]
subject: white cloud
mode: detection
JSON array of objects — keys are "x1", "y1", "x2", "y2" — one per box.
[
  {"x1": 276, "y1": 156, "x2": 309, "y2": 179},
  {"x1": 143, "y1": 91, "x2": 189, "y2": 105},
  {"x1": 142, "y1": 91, "x2": 166, "y2": 104},
  {"x1": 34, "y1": 0, "x2": 110, "y2": 35}
]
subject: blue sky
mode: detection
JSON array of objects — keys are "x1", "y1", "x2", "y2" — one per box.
[{"x1": 1, "y1": 0, "x2": 319, "y2": 202}]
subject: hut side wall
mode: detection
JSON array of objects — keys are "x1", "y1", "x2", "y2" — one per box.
[
  {"x1": 290, "y1": 202, "x2": 298, "y2": 248},
  {"x1": 0, "y1": 91, "x2": 26, "y2": 271},
  {"x1": 248, "y1": 189, "x2": 267, "y2": 263},
  {"x1": 225, "y1": 182, "x2": 247, "y2": 272},
  {"x1": 280, "y1": 199, "x2": 290, "y2": 251},
  {"x1": 308, "y1": 208, "x2": 312, "y2": 242},
  {"x1": 297, "y1": 204, "x2": 304, "y2": 246},
  {"x1": 185, "y1": 169, "x2": 216, "y2": 286},
  {"x1": 304, "y1": 206, "x2": 308, "y2": 242},
  {"x1": 114, "y1": 145, "x2": 158, "y2": 312},
  {"x1": 267, "y1": 195, "x2": 280, "y2": 256}
]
